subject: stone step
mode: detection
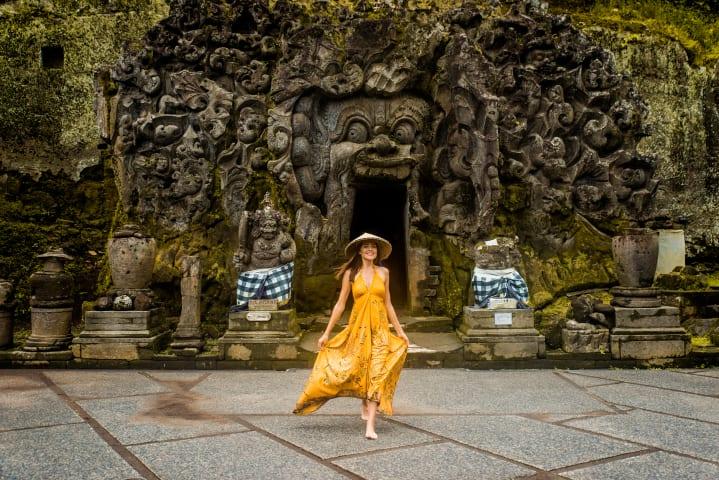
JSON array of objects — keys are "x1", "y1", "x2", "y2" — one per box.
[
  {"x1": 298, "y1": 331, "x2": 463, "y2": 368},
  {"x1": 302, "y1": 315, "x2": 454, "y2": 332}
]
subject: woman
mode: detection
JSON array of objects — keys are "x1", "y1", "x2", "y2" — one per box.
[{"x1": 293, "y1": 232, "x2": 410, "y2": 440}]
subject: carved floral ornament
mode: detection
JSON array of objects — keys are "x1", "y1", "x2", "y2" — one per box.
[{"x1": 106, "y1": 0, "x2": 657, "y2": 256}]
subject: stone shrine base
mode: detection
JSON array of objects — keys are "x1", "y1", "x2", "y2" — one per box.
[
  {"x1": 457, "y1": 308, "x2": 546, "y2": 361},
  {"x1": 219, "y1": 309, "x2": 305, "y2": 362},
  {"x1": 611, "y1": 306, "x2": 691, "y2": 360},
  {"x1": 72, "y1": 309, "x2": 170, "y2": 361}
]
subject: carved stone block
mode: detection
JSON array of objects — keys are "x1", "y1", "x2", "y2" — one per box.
[
  {"x1": 73, "y1": 309, "x2": 169, "y2": 360},
  {"x1": 562, "y1": 328, "x2": 610, "y2": 354},
  {"x1": 614, "y1": 306, "x2": 680, "y2": 329},
  {"x1": 458, "y1": 307, "x2": 545, "y2": 360}
]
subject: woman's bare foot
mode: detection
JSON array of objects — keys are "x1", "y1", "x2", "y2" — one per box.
[
  {"x1": 364, "y1": 430, "x2": 378, "y2": 440},
  {"x1": 361, "y1": 400, "x2": 369, "y2": 420},
  {"x1": 364, "y1": 399, "x2": 378, "y2": 439}
]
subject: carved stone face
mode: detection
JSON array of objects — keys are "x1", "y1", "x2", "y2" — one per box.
[
  {"x1": 237, "y1": 106, "x2": 266, "y2": 144},
  {"x1": 319, "y1": 95, "x2": 430, "y2": 181},
  {"x1": 259, "y1": 216, "x2": 279, "y2": 240}
]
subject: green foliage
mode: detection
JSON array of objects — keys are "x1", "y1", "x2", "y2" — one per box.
[{"x1": 558, "y1": 0, "x2": 719, "y2": 65}]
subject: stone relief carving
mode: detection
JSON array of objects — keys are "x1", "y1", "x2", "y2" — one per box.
[{"x1": 106, "y1": 0, "x2": 658, "y2": 275}]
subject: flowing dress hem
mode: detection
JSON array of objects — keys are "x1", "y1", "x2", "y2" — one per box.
[{"x1": 293, "y1": 391, "x2": 395, "y2": 416}]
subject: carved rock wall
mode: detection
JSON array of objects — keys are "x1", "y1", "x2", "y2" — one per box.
[
  {"x1": 2, "y1": 0, "x2": 718, "y2": 334},
  {"x1": 585, "y1": 29, "x2": 719, "y2": 260}
]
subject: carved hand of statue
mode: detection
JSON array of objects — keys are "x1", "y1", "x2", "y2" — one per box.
[
  {"x1": 233, "y1": 249, "x2": 249, "y2": 269},
  {"x1": 279, "y1": 248, "x2": 294, "y2": 264}
]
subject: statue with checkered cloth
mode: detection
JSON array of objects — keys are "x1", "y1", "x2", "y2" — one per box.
[
  {"x1": 233, "y1": 193, "x2": 295, "y2": 310},
  {"x1": 472, "y1": 237, "x2": 529, "y2": 309}
]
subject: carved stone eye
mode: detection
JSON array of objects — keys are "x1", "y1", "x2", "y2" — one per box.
[
  {"x1": 345, "y1": 121, "x2": 369, "y2": 143},
  {"x1": 392, "y1": 121, "x2": 415, "y2": 144}
]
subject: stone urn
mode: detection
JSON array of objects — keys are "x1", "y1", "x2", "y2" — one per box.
[
  {"x1": 24, "y1": 248, "x2": 74, "y2": 351},
  {"x1": 0, "y1": 279, "x2": 13, "y2": 348},
  {"x1": 612, "y1": 228, "x2": 659, "y2": 288},
  {"x1": 108, "y1": 224, "x2": 156, "y2": 289}
]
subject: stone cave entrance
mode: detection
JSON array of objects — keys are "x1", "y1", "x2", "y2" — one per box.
[{"x1": 350, "y1": 183, "x2": 409, "y2": 310}]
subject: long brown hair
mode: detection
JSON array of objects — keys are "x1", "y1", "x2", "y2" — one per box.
[
  {"x1": 334, "y1": 241, "x2": 380, "y2": 280},
  {"x1": 334, "y1": 252, "x2": 362, "y2": 280}
]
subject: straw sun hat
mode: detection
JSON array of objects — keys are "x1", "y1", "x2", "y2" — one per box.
[{"x1": 344, "y1": 232, "x2": 392, "y2": 260}]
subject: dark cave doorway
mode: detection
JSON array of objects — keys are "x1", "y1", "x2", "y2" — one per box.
[{"x1": 350, "y1": 182, "x2": 409, "y2": 310}]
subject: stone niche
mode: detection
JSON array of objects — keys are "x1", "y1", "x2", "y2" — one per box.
[{"x1": 101, "y1": 0, "x2": 659, "y2": 335}]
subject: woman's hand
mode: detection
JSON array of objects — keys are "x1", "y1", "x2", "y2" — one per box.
[
  {"x1": 317, "y1": 333, "x2": 330, "y2": 350},
  {"x1": 398, "y1": 332, "x2": 410, "y2": 346}
]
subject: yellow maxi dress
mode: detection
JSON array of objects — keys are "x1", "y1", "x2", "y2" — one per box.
[{"x1": 293, "y1": 268, "x2": 408, "y2": 416}]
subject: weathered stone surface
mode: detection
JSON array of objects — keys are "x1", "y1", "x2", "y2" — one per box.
[
  {"x1": 562, "y1": 328, "x2": 610, "y2": 353},
  {"x1": 614, "y1": 306, "x2": 681, "y2": 328},
  {"x1": 80, "y1": 309, "x2": 165, "y2": 338},
  {"x1": 171, "y1": 255, "x2": 204, "y2": 353},
  {"x1": 610, "y1": 332, "x2": 691, "y2": 359},
  {"x1": 460, "y1": 307, "x2": 534, "y2": 332},
  {"x1": 223, "y1": 309, "x2": 299, "y2": 338},
  {"x1": 73, "y1": 333, "x2": 169, "y2": 360},
  {"x1": 458, "y1": 307, "x2": 544, "y2": 359}
]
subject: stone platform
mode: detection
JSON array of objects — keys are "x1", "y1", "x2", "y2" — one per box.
[
  {"x1": 219, "y1": 310, "x2": 304, "y2": 362},
  {"x1": 611, "y1": 306, "x2": 691, "y2": 360},
  {"x1": 457, "y1": 307, "x2": 546, "y2": 361},
  {"x1": 73, "y1": 309, "x2": 169, "y2": 361}
]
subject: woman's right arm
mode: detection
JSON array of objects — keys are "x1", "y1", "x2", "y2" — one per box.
[{"x1": 318, "y1": 269, "x2": 351, "y2": 349}]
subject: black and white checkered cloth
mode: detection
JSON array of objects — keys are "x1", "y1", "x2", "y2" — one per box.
[
  {"x1": 472, "y1": 268, "x2": 529, "y2": 308},
  {"x1": 235, "y1": 262, "x2": 294, "y2": 309}
]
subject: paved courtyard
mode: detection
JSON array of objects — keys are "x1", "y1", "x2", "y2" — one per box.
[{"x1": 1, "y1": 367, "x2": 718, "y2": 480}]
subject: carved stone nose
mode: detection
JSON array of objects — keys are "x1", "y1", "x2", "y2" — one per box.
[{"x1": 368, "y1": 134, "x2": 397, "y2": 155}]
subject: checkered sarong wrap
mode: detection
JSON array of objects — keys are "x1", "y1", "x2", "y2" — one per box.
[
  {"x1": 472, "y1": 267, "x2": 529, "y2": 308},
  {"x1": 235, "y1": 262, "x2": 294, "y2": 308}
]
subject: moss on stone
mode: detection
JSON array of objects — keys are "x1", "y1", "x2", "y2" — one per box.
[
  {"x1": 425, "y1": 232, "x2": 473, "y2": 320},
  {"x1": 534, "y1": 296, "x2": 572, "y2": 348},
  {"x1": 550, "y1": 0, "x2": 719, "y2": 66},
  {"x1": 520, "y1": 217, "x2": 616, "y2": 310}
]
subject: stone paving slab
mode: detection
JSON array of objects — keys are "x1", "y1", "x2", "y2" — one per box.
[
  {"x1": 685, "y1": 368, "x2": 719, "y2": 378},
  {"x1": 587, "y1": 382, "x2": 719, "y2": 423},
  {"x1": 565, "y1": 409, "x2": 719, "y2": 462},
  {"x1": 77, "y1": 395, "x2": 248, "y2": 445},
  {"x1": 333, "y1": 441, "x2": 534, "y2": 480},
  {"x1": 394, "y1": 415, "x2": 644, "y2": 470},
  {"x1": 1, "y1": 367, "x2": 718, "y2": 480},
  {"x1": 128, "y1": 431, "x2": 348, "y2": 480},
  {"x1": 141, "y1": 370, "x2": 210, "y2": 383},
  {"x1": 392, "y1": 370, "x2": 610, "y2": 414},
  {"x1": 567, "y1": 369, "x2": 719, "y2": 395},
  {"x1": 562, "y1": 451, "x2": 719, "y2": 480},
  {"x1": 192, "y1": 370, "x2": 308, "y2": 414},
  {"x1": 0, "y1": 423, "x2": 137, "y2": 480},
  {"x1": 44, "y1": 370, "x2": 169, "y2": 399},
  {"x1": 558, "y1": 372, "x2": 622, "y2": 388},
  {"x1": 244, "y1": 414, "x2": 436, "y2": 459},
  {"x1": 0, "y1": 374, "x2": 81, "y2": 431}
]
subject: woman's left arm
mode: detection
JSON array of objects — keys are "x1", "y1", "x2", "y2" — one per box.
[{"x1": 383, "y1": 267, "x2": 410, "y2": 345}]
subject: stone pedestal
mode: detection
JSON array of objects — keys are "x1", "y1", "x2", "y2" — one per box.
[
  {"x1": 562, "y1": 328, "x2": 609, "y2": 353},
  {"x1": 24, "y1": 307, "x2": 74, "y2": 351},
  {"x1": 170, "y1": 255, "x2": 205, "y2": 355},
  {"x1": 219, "y1": 309, "x2": 302, "y2": 361},
  {"x1": 457, "y1": 307, "x2": 545, "y2": 360},
  {"x1": 73, "y1": 309, "x2": 169, "y2": 360},
  {"x1": 610, "y1": 288, "x2": 690, "y2": 359},
  {"x1": 24, "y1": 249, "x2": 74, "y2": 352},
  {"x1": 0, "y1": 309, "x2": 12, "y2": 348},
  {"x1": 0, "y1": 279, "x2": 13, "y2": 348}
]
